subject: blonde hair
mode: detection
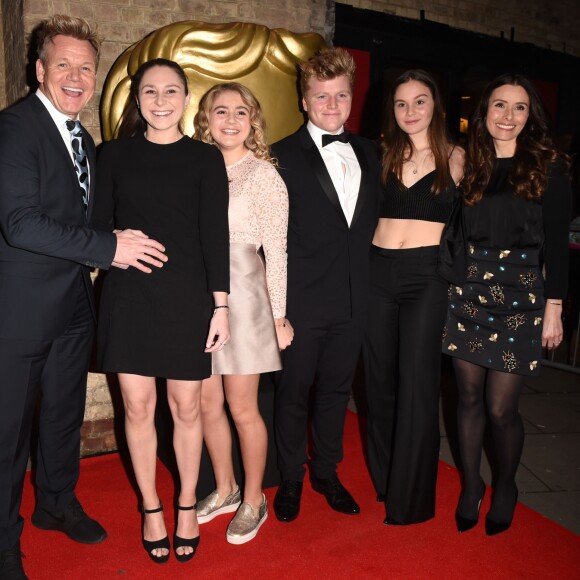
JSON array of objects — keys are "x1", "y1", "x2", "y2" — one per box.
[
  {"x1": 300, "y1": 47, "x2": 356, "y2": 97},
  {"x1": 193, "y1": 82, "x2": 275, "y2": 164},
  {"x1": 37, "y1": 14, "x2": 101, "y2": 66}
]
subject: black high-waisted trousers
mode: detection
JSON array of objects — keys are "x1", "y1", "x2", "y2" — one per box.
[{"x1": 362, "y1": 245, "x2": 448, "y2": 524}]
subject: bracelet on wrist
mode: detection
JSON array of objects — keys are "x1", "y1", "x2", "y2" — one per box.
[
  {"x1": 213, "y1": 305, "x2": 229, "y2": 313},
  {"x1": 548, "y1": 301, "x2": 562, "y2": 306}
]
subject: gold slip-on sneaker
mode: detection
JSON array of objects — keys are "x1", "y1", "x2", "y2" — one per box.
[
  {"x1": 197, "y1": 487, "x2": 241, "y2": 524},
  {"x1": 226, "y1": 494, "x2": 268, "y2": 545}
]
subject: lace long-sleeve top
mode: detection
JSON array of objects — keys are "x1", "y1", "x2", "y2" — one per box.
[{"x1": 227, "y1": 151, "x2": 289, "y2": 318}]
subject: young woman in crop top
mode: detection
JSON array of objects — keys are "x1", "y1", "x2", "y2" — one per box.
[{"x1": 362, "y1": 69, "x2": 464, "y2": 525}]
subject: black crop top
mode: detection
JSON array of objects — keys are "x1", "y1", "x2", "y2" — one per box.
[{"x1": 379, "y1": 170, "x2": 456, "y2": 223}]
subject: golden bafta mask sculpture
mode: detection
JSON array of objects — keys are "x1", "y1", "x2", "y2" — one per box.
[{"x1": 100, "y1": 21, "x2": 326, "y2": 143}]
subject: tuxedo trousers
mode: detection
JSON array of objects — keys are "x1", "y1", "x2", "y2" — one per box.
[
  {"x1": 0, "y1": 274, "x2": 93, "y2": 549},
  {"x1": 275, "y1": 315, "x2": 366, "y2": 482},
  {"x1": 362, "y1": 245, "x2": 447, "y2": 524}
]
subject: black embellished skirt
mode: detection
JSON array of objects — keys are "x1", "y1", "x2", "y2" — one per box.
[{"x1": 442, "y1": 245, "x2": 544, "y2": 376}]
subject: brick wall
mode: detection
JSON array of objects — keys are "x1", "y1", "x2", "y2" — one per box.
[
  {"x1": 79, "y1": 368, "x2": 119, "y2": 456},
  {"x1": 0, "y1": 0, "x2": 26, "y2": 111},
  {"x1": 339, "y1": 0, "x2": 580, "y2": 58}
]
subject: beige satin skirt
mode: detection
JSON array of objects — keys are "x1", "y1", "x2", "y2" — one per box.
[{"x1": 212, "y1": 243, "x2": 282, "y2": 375}]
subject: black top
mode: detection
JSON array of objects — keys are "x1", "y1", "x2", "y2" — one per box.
[
  {"x1": 464, "y1": 157, "x2": 571, "y2": 298},
  {"x1": 380, "y1": 170, "x2": 455, "y2": 223},
  {"x1": 94, "y1": 134, "x2": 229, "y2": 293}
]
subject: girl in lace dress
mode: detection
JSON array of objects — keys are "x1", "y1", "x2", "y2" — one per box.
[{"x1": 193, "y1": 83, "x2": 293, "y2": 544}]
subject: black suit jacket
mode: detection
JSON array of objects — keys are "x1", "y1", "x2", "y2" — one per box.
[
  {"x1": 272, "y1": 126, "x2": 380, "y2": 321},
  {"x1": 0, "y1": 95, "x2": 116, "y2": 341}
]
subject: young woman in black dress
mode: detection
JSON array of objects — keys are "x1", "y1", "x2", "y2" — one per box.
[
  {"x1": 94, "y1": 59, "x2": 230, "y2": 562},
  {"x1": 363, "y1": 70, "x2": 464, "y2": 525},
  {"x1": 443, "y1": 73, "x2": 571, "y2": 535}
]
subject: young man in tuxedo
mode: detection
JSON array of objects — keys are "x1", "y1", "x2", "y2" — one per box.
[
  {"x1": 272, "y1": 48, "x2": 380, "y2": 522},
  {"x1": 0, "y1": 15, "x2": 167, "y2": 579}
]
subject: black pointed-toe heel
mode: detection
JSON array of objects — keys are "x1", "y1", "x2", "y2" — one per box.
[
  {"x1": 455, "y1": 479, "x2": 486, "y2": 533},
  {"x1": 485, "y1": 488, "x2": 518, "y2": 536},
  {"x1": 174, "y1": 504, "x2": 200, "y2": 563},
  {"x1": 141, "y1": 503, "x2": 170, "y2": 564}
]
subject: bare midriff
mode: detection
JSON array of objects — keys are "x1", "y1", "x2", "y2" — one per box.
[{"x1": 372, "y1": 218, "x2": 445, "y2": 249}]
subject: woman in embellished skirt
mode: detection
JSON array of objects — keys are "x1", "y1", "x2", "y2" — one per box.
[
  {"x1": 193, "y1": 83, "x2": 293, "y2": 544},
  {"x1": 442, "y1": 73, "x2": 571, "y2": 535}
]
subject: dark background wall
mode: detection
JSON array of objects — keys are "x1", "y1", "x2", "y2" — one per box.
[{"x1": 335, "y1": 3, "x2": 580, "y2": 143}]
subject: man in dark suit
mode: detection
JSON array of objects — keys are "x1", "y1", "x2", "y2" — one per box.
[
  {"x1": 0, "y1": 15, "x2": 167, "y2": 579},
  {"x1": 272, "y1": 48, "x2": 380, "y2": 522}
]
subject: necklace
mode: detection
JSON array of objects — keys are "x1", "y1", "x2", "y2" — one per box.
[{"x1": 407, "y1": 150, "x2": 432, "y2": 175}]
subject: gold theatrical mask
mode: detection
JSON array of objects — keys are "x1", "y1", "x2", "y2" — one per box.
[{"x1": 100, "y1": 21, "x2": 326, "y2": 143}]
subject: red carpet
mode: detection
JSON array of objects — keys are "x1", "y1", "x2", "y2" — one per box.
[{"x1": 20, "y1": 412, "x2": 579, "y2": 579}]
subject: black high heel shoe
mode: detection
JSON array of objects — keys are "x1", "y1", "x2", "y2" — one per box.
[
  {"x1": 174, "y1": 504, "x2": 200, "y2": 563},
  {"x1": 485, "y1": 488, "x2": 518, "y2": 536},
  {"x1": 141, "y1": 503, "x2": 170, "y2": 564},
  {"x1": 455, "y1": 479, "x2": 486, "y2": 533}
]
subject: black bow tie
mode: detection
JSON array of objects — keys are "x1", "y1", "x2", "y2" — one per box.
[{"x1": 321, "y1": 132, "x2": 350, "y2": 147}]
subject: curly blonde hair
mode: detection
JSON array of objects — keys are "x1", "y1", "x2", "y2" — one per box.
[{"x1": 193, "y1": 83, "x2": 275, "y2": 165}]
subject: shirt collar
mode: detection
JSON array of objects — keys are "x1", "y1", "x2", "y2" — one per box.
[
  {"x1": 307, "y1": 120, "x2": 345, "y2": 148},
  {"x1": 35, "y1": 88, "x2": 78, "y2": 130}
]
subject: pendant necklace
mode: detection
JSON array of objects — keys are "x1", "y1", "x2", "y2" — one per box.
[{"x1": 409, "y1": 150, "x2": 431, "y2": 175}]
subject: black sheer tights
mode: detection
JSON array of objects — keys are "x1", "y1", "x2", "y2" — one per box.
[{"x1": 453, "y1": 358, "x2": 524, "y2": 522}]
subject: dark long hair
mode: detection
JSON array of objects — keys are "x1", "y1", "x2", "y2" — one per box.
[
  {"x1": 382, "y1": 69, "x2": 452, "y2": 193},
  {"x1": 117, "y1": 58, "x2": 189, "y2": 139},
  {"x1": 462, "y1": 73, "x2": 569, "y2": 205}
]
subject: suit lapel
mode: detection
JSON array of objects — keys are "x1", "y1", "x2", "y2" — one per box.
[
  {"x1": 300, "y1": 128, "x2": 348, "y2": 226},
  {"x1": 349, "y1": 136, "x2": 369, "y2": 226},
  {"x1": 83, "y1": 125, "x2": 97, "y2": 221},
  {"x1": 32, "y1": 96, "x2": 89, "y2": 220}
]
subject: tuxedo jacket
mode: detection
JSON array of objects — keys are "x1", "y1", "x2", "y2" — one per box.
[
  {"x1": 272, "y1": 125, "x2": 380, "y2": 322},
  {"x1": 0, "y1": 95, "x2": 116, "y2": 341}
]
